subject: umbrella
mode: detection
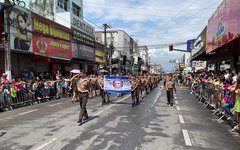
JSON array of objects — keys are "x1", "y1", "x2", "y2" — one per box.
[{"x1": 70, "y1": 69, "x2": 80, "y2": 74}]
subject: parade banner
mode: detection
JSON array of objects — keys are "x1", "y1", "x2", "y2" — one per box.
[
  {"x1": 32, "y1": 13, "x2": 72, "y2": 59},
  {"x1": 104, "y1": 76, "x2": 131, "y2": 94}
]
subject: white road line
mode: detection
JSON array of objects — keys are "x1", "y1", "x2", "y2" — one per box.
[
  {"x1": 17, "y1": 109, "x2": 38, "y2": 116},
  {"x1": 0, "y1": 116, "x2": 14, "y2": 122},
  {"x1": 152, "y1": 88, "x2": 162, "y2": 106},
  {"x1": 33, "y1": 138, "x2": 58, "y2": 150},
  {"x1": 175, "y1": 101, "x2": 179, "y2": 104},
  {"x1": 179, "y1": 115, "x2": 185, "y2": 124},
  {"x1": 94, "y1": 95, "x2": 131, "y2": 116},
  {"x1": 176, "y1": 106, "x2": 181, "y2": 111},
  {"x1": 49, "y1": 102, "x2": 62, "y2": 107},
  {"x1": 182, "y1": 129, "x2": 192, "y2": 146}
]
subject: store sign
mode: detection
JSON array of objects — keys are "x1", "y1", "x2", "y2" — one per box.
[
  {"x1": 192, "y1": 27, "x2": 206, "y2": 56},
  {"x1": 192, "y1": 61, "x2": 206, "y2": 68},
  {"x1": 9, "y1": 6, "x2": 32, "y2": 52},
  {"x1": 207, "y1": 0, "x2": 240, "y2": 54},
  {"x1": 71, "y1": 14, "x2": 95, "y2": 37},
  {"x1": 72, "y1": 28, "x2": 95, "y2": 47},
  {"x1": 32, "y1": 13, "x2": 72, "y2": 59}
]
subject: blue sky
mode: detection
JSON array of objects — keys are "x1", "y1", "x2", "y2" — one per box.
[{"x1": 83, "y1": 0, "x2": 223, "y2": 72}]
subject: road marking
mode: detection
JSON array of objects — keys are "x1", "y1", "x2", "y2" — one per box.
[
  {"x1": 33, "y1": 138, "x2": 58, "y2": 150},
  {"x1": 0, "y1": 116, "x2": 14, "y2": 122},
  {"x1": 152, "y1": 88, "x2": 162, "y2": 106},
  {"x1": 49, "y1": 103, "x2": 62, "y2": 107},
  {"x1": 175, "y1": 101, "x2": 179, "y2": 104},
  {"x1": 179, "y1": 115, "x2": 185, "y2": 124},
  {"x1": 94, "y1": 95, "x2": 131, "y2": 116},
  {"x1": 182, "y1": 129, "x2": 192, "y2": 146},
  {"x1": 17, "y1": 109, "x2": 38, "y2": 116},
  {"x1": 176, "y1": 106, "x2": 180, "y2": 111}
]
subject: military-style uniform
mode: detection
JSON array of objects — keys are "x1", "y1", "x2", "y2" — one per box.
[
  {"x1": 76, "y1": 77, "x2": 91, "y2": 123},
  {"x1": 130, "y1": 76, "x2": 139, "y2": 107},
  {"x1": 98, "y1": 76, "x2": 109, "y2": 105}
]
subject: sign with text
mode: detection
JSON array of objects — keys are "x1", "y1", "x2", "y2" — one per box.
[
  {"x1": 104, "y1": 76, "x2": 131, "y2": 94},
  {"x1": 71, "y1": 14, "x2": 95, "y2": 37},
  {"x1": 207, "y1": 0, "x2": 240, "y2": 54},
  {"x1": 72, "y1": 28, "x2": 95, "y2": 47},
  {"x1": 32, "y1": 13, "x2": 72, "y2": 59}
]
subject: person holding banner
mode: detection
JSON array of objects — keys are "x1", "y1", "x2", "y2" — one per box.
[
  {"x1": 98, "y1": 75, "x2": 109, "y2": 105},
  {"x1": 76, "y1": 71, "x2": 92, "y2": 124}
]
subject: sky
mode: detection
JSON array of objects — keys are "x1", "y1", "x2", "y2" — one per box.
[{"x1": 83, "y1": 0, "x2": 223, "y2": 72}]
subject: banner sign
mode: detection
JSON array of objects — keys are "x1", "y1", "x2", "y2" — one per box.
[
  {"x1": 104, "y1": 76, "x2": 131, "y2": 94},
  {"x1": 72, "y1": 28, "x2": 95, "y2": 47},
  {"x1": 207, "y1": 0, "x2": 240, "y2": 54},
  {"x1": 9, "y1": 6, "x2": 32, "y2": 52},
  {"x1": 32, "y1": 13, "x2": 72, "y2": 59}
]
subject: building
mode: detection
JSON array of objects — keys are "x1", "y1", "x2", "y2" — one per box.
[
  {"x1": 138, "y1": 46, "x2": 149, "y2": 74},
  {"x1": 149, "y1": 64, "x2": 162, "y2": 74},
  {"x1": 206, "y1": 0, "x2": 240, "y2": 71},
  {"x1": 95, "y1": 30, "x2": 138, "y2": 74}
]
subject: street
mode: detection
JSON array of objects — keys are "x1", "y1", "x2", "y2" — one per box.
[{"x1": 1, "y1": 84, "x2": 240, "y2": 150}]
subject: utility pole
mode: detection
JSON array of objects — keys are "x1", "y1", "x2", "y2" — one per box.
[
  {"x1": 3, "y1": 0, "x2": 12, "y2": 80},
  {"x1": 103, "y1": 23, "x2": 110, "y2": 73}
]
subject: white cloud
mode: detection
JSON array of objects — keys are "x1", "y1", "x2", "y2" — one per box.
[{"x1": 83, "y1": 0, "x2": 223, "y2": 71}]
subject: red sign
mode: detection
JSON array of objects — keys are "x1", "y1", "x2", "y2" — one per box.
[
  {"x1": 206, "y1": 0, "x2": 240, "y2": 54},
  {"x1": 32, "y1": 13, "x2": 72, "y2": 59}
]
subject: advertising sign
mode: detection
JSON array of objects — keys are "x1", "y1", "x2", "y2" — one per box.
[
  {"x1": 72, "y1": 28, "x2": 95, "y2": 47},
  {"x1": 71, "y1": 14, "x2": 95, "y2": 37},
  {"x1": 32, "y1": 13, "x2": 72, "y2": 59},
  {"x1": 22, "y1": 0, "x2": 54, "y2": 20},
  {"x1": 207, "y1": 0, "x2": 240, "y2": 54},
  {"x1": 9, "y1": 6, "x2": 32, "y2": 52},
  {"x1": 104, "y1": 76, "x2": 131, "y2": 94},
  {"x1": 192, "y1": 27, "x2": 206, "y2": 56}
]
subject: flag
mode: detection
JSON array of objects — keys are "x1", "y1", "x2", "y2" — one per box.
[{"x1": 104, "y1": 76, "x2": 131, "y2": 94}]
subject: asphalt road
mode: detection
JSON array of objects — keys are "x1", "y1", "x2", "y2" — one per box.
[{"x1": 0, "y1": 83, "x2": 240, "y2": 150}]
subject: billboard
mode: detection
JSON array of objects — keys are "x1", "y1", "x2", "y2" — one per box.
[
  {"x1": 207, "y1": 0, "x2": 240, "y2": 54},
  {"x1": 32, "y1": 13, "x2": 72, "y2": 59},
  {"x1": 22, "y1": 0, "x2": 54, "y2": 20},
  {"x1": 9, "y1": 6, "x2": 32, "y2": 52}
]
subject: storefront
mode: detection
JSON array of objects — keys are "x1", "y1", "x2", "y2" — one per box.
[
  {"x1": 31, "y1": 12, "x2": 72, "y2": 77},
  {"x1": 206, "y1": 0, "x2": 240, "y2": 71}
]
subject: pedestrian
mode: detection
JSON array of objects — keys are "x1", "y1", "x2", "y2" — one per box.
[
  {"x1": 165, "y1": 74, "x2": 176, "y2": 106},
  {"x1": 130, "y1": 75, "x2": 139, "y2": 107},
  {"x1": 76, "y1": 71, "x2": 92, "y2": 124}
]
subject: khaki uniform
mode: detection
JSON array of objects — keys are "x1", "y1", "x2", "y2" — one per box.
[
  {"x1": 76, "y1": 77, "x2": 91, "y2": 123},
  {"x1": 130, "y1": 77, "x2": 139, "y2": 107},
  {"x1": 98, "y1": 76, "x2": 109, "y2": 105}
]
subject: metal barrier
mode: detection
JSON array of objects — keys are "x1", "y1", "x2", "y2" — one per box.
[
  {"x1": 0, "y1": 80, "x2": 71, "y2": 112},
  {"x1": 190, "y1": 80, "x2": 240, "y2": 132}
]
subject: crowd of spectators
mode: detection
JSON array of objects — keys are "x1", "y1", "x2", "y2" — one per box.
[
  {"x1": 182, "y1": 69, "x2": 240, "y2": 132},
  {"x1": 0, "y1": 69, "x2": 72, "y2": 111}
]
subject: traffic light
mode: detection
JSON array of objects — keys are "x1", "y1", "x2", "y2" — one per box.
[{"x1": 169, "y1": 44, "x2": 173, "y2": 51}]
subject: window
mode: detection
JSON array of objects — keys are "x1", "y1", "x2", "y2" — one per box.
[
  {"x1": 72, "y1": 3, "x2": 81, "y2": 17},
  {"x1": 58, "y1": 0, "x2": 68, "y2": 11}
]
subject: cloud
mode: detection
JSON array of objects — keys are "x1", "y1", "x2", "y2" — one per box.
[{"x1": 83, "y1": 0, "x2": 223, "y2": 71}]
